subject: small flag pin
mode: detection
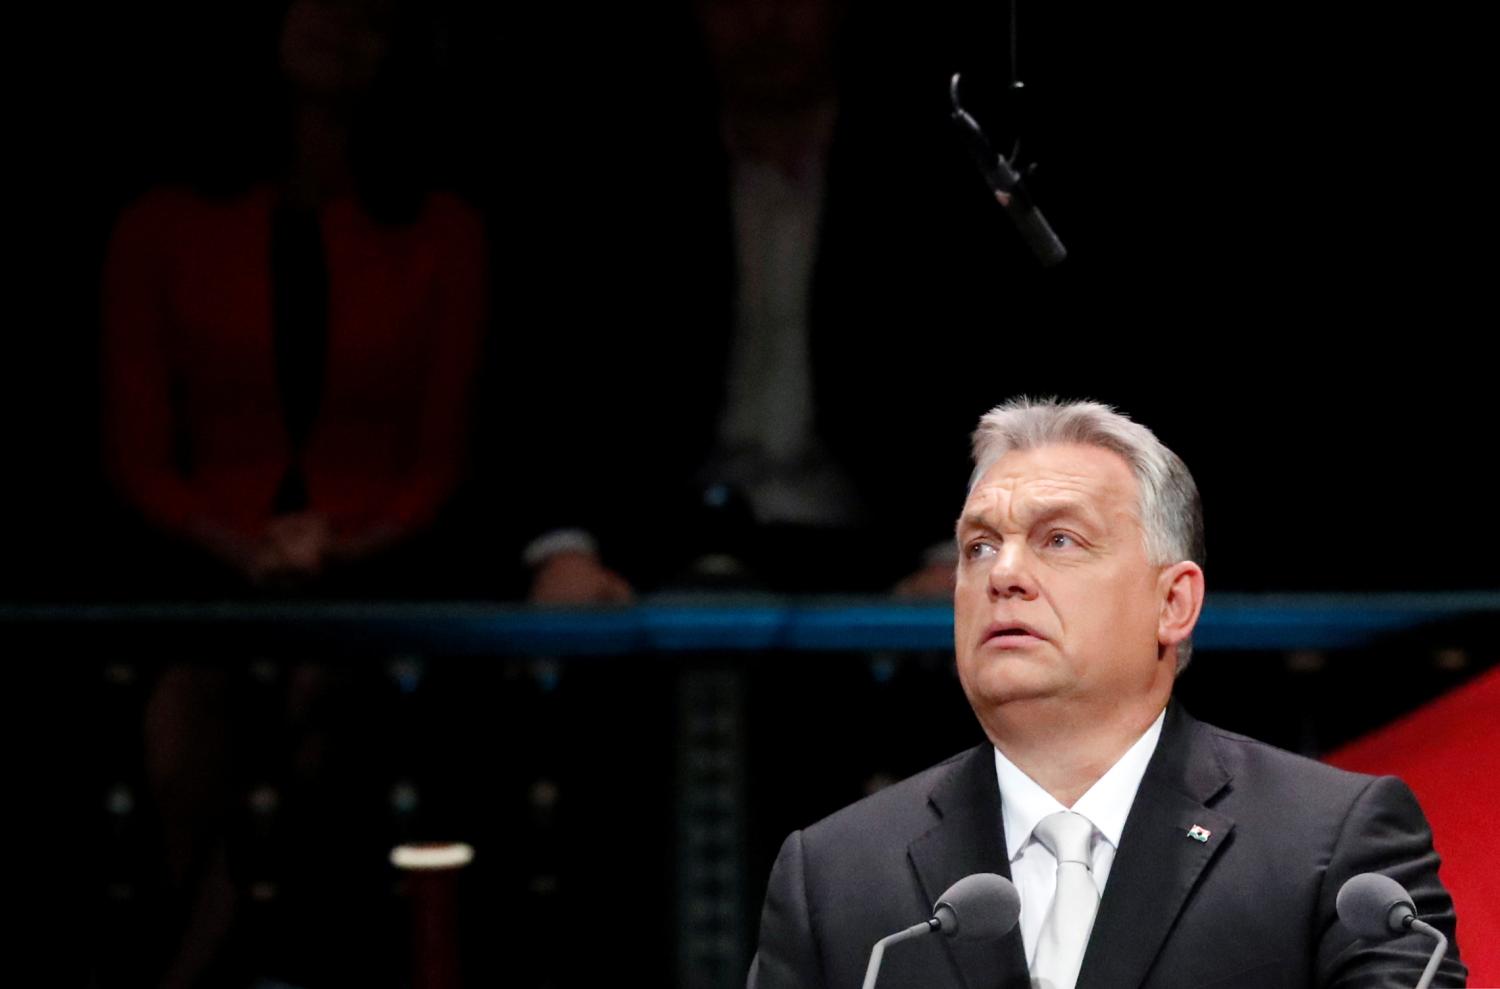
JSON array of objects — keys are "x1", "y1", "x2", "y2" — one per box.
[{"x1": 1187, "y1": 825, "x2": 1212, "y2": 843}]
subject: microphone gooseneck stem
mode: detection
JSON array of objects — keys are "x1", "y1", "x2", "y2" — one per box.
[
  {"x1": 1409, "y1": 918, "x2": 1448, "y2": 989},
  {"x1": 861, "y1": 919, "x2": 939, "y2": 989}
]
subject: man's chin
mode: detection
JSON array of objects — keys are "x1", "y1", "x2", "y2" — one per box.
[{"x1": 960, "y1": 670, "x2": 1067, "y2": 712}]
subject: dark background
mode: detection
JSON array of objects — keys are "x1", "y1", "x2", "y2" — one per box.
[
  {"x1": 12, "y1": 0, "x2": 1496, "y2": 598},
  {"x1": 9, "y1": 1, "x2": 1495, "y2": 986}
]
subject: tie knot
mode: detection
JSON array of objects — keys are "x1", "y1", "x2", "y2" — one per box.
[{"x1": 1034, "y1": 811, "x2": 1095, "y2": 865}]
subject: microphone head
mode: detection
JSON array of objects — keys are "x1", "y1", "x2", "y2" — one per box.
[
  {"x1": 932, "y1": 873, "x2": 1021, "y2": 942},
  {"x1": 1336, "y1": 872, "x2": 1416, "y2": 940}
]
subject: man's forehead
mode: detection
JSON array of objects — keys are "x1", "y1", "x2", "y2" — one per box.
[{"x1": 961, "y1": 444, "x2": 1139, "y2": 519}]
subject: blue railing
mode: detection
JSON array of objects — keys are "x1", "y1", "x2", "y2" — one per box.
[{"x1": 7, "y1": 590, "x2": 1498, "y2": 654}]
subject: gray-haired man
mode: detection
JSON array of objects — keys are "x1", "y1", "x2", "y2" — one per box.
[{"x1": 749, "y1": 398, "x2": 1465, "y2": 989}]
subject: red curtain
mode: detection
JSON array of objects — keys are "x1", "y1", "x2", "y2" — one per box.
[{"x1": 1327, "y1": 665, "x2": 1500, "y2": 984}]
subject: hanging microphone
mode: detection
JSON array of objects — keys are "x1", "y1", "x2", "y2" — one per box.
[
  {"x1": 861, "y1": 873, "x2": 1020, "y2": 989},
  {"x1": 949, "y1": 73, "x2": 1067, "y2": 267},
  {"x1": 1336, "y1": 873, "x2": 1451, "y2": 989}
]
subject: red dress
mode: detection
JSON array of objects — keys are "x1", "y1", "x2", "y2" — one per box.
[{"x1": 102, "y1": 185, "x2": 486, "y2": 544}]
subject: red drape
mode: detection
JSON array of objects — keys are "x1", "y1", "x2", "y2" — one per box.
[{"x1": 1327, "y1": 665, "x2": 1500, "y2": 984}]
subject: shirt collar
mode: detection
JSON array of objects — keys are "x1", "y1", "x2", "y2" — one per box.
[{"x1": 993, "y1": 707, "x2": 1166, "y2": 860}]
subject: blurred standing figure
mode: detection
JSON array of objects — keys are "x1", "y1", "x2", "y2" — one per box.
[
  {"x1": 103, "y1": 0, "x2": 485, "y2": 596},
  {"x1": 528, "y1": 0, "x2": 1019, "y2": 602},
  {"x1": 97, "y1": 3, "x2": 484, "y2": 985}
]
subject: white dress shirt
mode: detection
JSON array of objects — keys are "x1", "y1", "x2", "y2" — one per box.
[
  {"x1": 708, "y1": 108, "x2": 863, "y2": 528},
  {"x1": 993, "y1": 708, "x2": 1166, "y2": 969}
]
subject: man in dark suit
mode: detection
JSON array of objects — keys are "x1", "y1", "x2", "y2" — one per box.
[
  {"x1": 518, "y1": 0, "x2": 1037, "y2": 603},
  {"x1": 748, "y1": 398, "x2": 1465, "y2": 988}
]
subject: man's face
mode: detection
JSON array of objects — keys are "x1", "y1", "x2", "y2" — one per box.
[
  {"x1": 695, "y1": 0, "x2": 841, "y2": 112},
  {"x1": 280, "y1": 0, "x2": 393, "y2": 99},
  {"x1": 953, "y1": 443, "x2": 1172, "y2": 722}
]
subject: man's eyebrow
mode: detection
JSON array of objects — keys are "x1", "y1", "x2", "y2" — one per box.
[
  {"x1": 956, "y1": 499, "x2": 1102, "y2": 537},
  {"x1": 955, "y1": 512, "x2": 995, "y2": 537},
  {"x1": 1027, "y1": 500, "x2": 1101, "y2": 528}
]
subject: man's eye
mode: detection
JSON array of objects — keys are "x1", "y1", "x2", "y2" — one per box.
[
  {"x1": 965, "y1": 541, "x2": 996, "y2": 560},
  {"x1": 1046, "y1": 532, "x2": 1077, "y2": 549}
]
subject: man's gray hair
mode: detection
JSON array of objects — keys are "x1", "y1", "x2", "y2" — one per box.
[{"x1": 969, "y1": 397, "x2": 1205, "y2": 669}]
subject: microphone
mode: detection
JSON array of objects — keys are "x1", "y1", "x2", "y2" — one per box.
[
  {"x1": 861, "y1": 873, "x2": 1020, "y2": 989},
  {"x1": 1336, "y1": 873, "x2": 1451, "y2": 989},
  {"x1": 949, "y1": 73, "x2": 1067, "y2": 268},
  {"x1": 1336, "y1": 872, "x2": 1416, "y2": 939},
  {"x1": 933, "y1": 872, "x2": 1022, "y2": 940}
]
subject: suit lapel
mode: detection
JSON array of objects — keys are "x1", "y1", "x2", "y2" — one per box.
[
  {"x1": 1075, "y1": 703, "x2": 1235, "y2": 989},
  {"x1": 908, "y1": 745, "x2": 1032, "y2": 989}
]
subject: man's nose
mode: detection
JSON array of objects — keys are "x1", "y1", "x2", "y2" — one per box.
[{"x1": 987, "y1": 545, "x2": 1038, "y2": 600}]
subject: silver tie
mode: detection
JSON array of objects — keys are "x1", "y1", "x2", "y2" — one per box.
[{"x1": 1030, "y1": 811, "x2": 1100, "y2": 989}]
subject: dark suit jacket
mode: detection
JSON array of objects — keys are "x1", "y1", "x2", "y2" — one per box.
[{"x1": 748, "y1": 703, "x2": 1466, "y2": 988}]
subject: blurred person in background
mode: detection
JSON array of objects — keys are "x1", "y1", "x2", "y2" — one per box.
[
  {"x1": 524, "y1": 0, "x2": 1032, "y2": 603},
  {"x1": 102, "y1": 0, "x2": 485, "y2": 600},
  {"x1": 98, "y1": 2, "x2": 484, "y2": 984}
]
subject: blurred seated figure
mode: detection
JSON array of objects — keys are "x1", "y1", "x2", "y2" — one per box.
[
  {"x1": 526, "y1": 0, "x2": 1031, "y2": 604},
  {"x1": 102, "y1": 0, "x2": 485, "y2": 599}
]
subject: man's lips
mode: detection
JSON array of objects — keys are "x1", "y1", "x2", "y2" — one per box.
[{"x1": 981, "y1": 621, "x2": 1046, "y2": 645}]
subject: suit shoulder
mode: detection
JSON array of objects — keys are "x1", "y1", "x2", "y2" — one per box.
[
  {"x1": 802, "y1": 747, "x2": 978, "y2": 849},
  {"x1": 419, "y1": 191, "x2": 483, "y2": 232},
  {"x1": 109, "y1": 185, "x2": 231, "y2": 247},
  {"x1": 1201, "y1": 721, "x2": 1386, "y2": 808}
]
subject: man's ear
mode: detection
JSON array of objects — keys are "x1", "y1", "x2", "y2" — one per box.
[{"x1": 1158, "y1": 560, "x2": 1205, "y2": 652}]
